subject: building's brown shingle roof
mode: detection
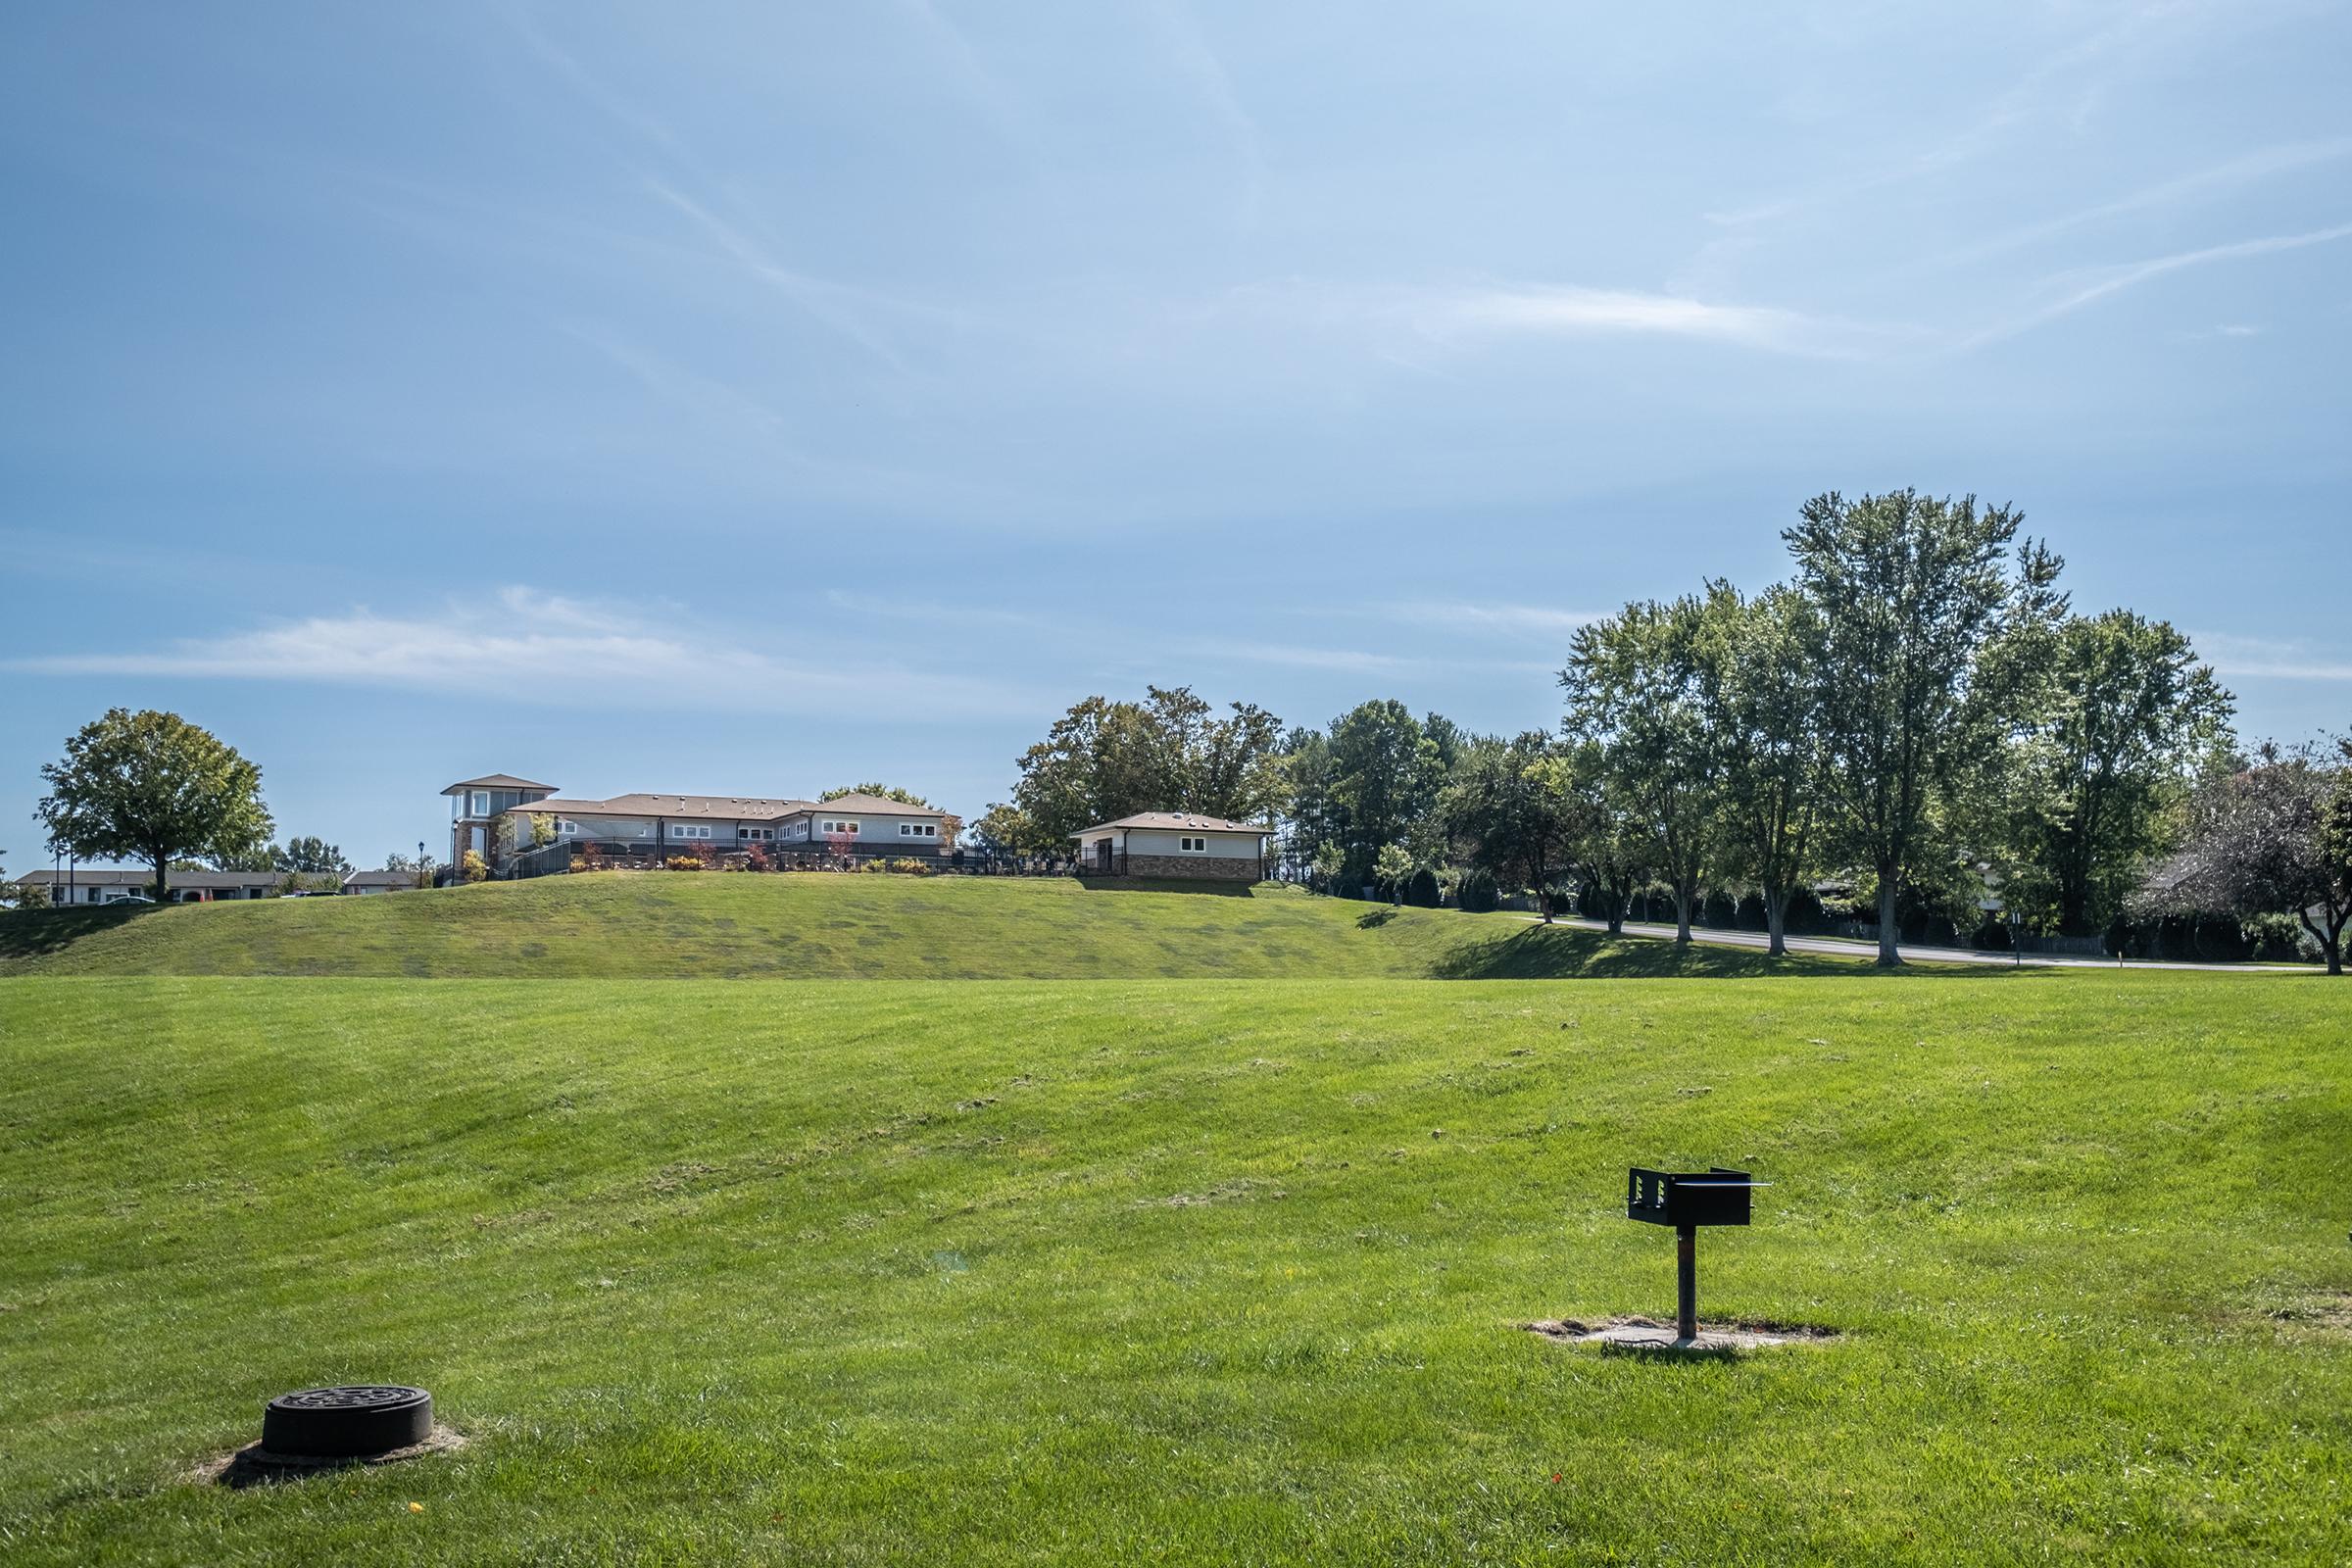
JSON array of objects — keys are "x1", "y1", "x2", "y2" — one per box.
[
  {"x1": 1070, "y1": 812, "x2": 1272, "y2": 837},
  {"x1": 508, "y1": 794, "x2": 817, "y2": 823},
  {"x1": 443, "y1": 773, "x2": 556, "y2": 794},
  {"x1": 510, "y1": 791, "x2": 952, "y2": 823}
]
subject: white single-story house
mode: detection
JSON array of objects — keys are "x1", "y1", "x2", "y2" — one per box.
[
  {"x1": 341, "y1": 869, "x2": 420, "y2": 895},
  {"x1": 1069, "y1": 812, "x2": 1273, "y2": 881},
  {"x1": 17, "y1": 868, "x2": 286, "y2": 905}
]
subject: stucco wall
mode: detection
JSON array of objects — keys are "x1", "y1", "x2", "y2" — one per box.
[
  {"x1": 1121, "y1": 828, "x2": 1264, "y2": 859},
  {"x1": 807, "y1": 809, "x2": 949, "y2": 848}
]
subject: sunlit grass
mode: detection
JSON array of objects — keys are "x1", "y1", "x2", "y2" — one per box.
[
  {"x1": 0, "y1": 872, "x2": 1877, "y2": 980},
  {"x1": 2, "y1": 973, "x2": 2345, "y2": 1564}
]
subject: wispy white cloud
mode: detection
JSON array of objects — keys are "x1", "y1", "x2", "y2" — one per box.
[
  {"x1": 498, "y1": 1, "x2": 690, "y2": 160},
  {"x1": 8, "y1": 586, "x2": 1043, "y2": 714},
  {"x1": 1942, "y1": 137, "x2": 2352, "y2": 268},
  {"x1": 2193, "y1": 632, "x2": 2352, "y2": 682},
  {"x1": 1175, "y1": 638, "x2": 1423, "y2": 674},
  {"x1": 1706, "y1": 0, "x2": 2214, "y2": 232},
  {"x1": 560, "y1": 321, "x2": 794, "y2": 437},
  {"x1": 1443, "y1": 287, "x2": 1821, "y2": 349},
  {"x1": 502, "y1": 5, "x2": 950, "y2": 375},
  {"x1": 1378, "y1": 601, "x2": 1601, "y2": 637},
  {"x1": 1172, "y1": 635, "x2": 1562, "y2": 679},
  {"x1": 641, "y1": 181, "x2": 929, "y2": 373},
  {"x1": 556, "y1": 324, "x2": 1026, "y2": 512},
  {"x1": 1967, "y1": 220, "x2": 2352, "y2": 347},
  {"x1": 896, "y1": 0, "x2": 1043, "y2": 157},
  {"x1": 1231, "y1": 278, "x2": 1909, "y2": 360},
  {"x1": 1142, "y1": 0, "x2": 1267, "y2": 227},
  {"x1": 824, "y1": 589, "x2": 1044, "y2": 630}
]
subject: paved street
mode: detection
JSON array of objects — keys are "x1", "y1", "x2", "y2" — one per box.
[{"x1": 1541, "y1": 915, "x2": 2314, "y2": 973}]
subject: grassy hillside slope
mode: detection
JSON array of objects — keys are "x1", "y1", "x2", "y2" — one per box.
[
  {"x1": 0, "y1": 872, "x2": 1867, "y2": 979},
  {"x1": 3, "y1": 975, "x2": 2346, "y2": 1564}
]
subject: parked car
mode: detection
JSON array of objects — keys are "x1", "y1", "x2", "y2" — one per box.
[{"x1": 106, "y1": 893, "x2": 154, "y2": 905}]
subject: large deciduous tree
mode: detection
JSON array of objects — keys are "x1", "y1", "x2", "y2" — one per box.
[
  {"x1": 1322, "y1": 700, "x2": 1445, "y2": 883},
  {"x1": 36, "y1": 710, "x2": 273, "y2": 903},
  {"x1": 1697, "y1": 582, "x2": 1829, "y2": 956},
  {"x1": 822, "y1": 783, "x2": 936, "y2": 806},
  {"x1": 276, "y1": 835, "x2": 352, "y2": 875},
  {"x1": 1785, "y1": 489, "x2": 2065, "y2": 965},
  {"x1": 1440, "y1": 731, "x2": 1581, "y2": 894},
  {"x1": 1563, "y1": 594, "x2": 1718, "y2": 944},
  {"x1": 2004, "y1": 612, "x2": 2233, "y2": 935},
  {"x1": 1561, "y1": 739, "x2": 1645, "y2": 934},
  {"x1": 2137, "y1": 741, "x2": 2349, "y2": 974},
  {"x1": 966, "y1": 803, "x2": 1041, "y2": 856},
  {"x1": 1004, "y1": 687, "x2": 1286, "y2": 846}
]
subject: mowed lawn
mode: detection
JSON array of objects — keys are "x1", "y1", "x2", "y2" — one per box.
[
  {"x1": 2, "y1": 975, "x2": 2347, "y2": 1565},
  {"x1": 0, "y1": 873, "x2": 1868, "y2": 980}
]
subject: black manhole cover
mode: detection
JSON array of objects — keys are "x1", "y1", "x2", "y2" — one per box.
[{"x1": 262, "y1": 1386, "x2": 433, "y2": 1458}]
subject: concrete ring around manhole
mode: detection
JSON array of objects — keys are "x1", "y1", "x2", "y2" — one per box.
[
  {"x1": 1523, "y1": 1315, "x2": 1841, "y2": 1355},
  {"x1": 192, "y1": 1426, "x2": 467, "y2": 1489}
]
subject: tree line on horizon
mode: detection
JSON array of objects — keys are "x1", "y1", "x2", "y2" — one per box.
[
  {"x1": 973, "y1": 489, "x2": 2349, "y2": 971},
  {"x1": 8, "y1": 490, "x2": 2345, "y2": 970}
]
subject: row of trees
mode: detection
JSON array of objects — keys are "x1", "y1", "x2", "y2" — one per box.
[
  {"x1": 976, "y1": 491, "x2": 2342, "y2": 970},
  {"x1": 1555, "y1": 492, "x2": 2243, "y2": 962}
]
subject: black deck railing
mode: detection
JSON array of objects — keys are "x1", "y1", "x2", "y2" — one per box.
[{"x1": 496, "y1": 839, "x2": 1087, "y2": 880}]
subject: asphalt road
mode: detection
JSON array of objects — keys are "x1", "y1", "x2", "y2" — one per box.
[{"x1": 1541, "y1": 915, "x2": 2316, "y2": 973}]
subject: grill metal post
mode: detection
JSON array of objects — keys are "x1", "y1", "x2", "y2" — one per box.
[{"x1": 1676, "y1": 1224, "x2": 1697, "y2": 1339}]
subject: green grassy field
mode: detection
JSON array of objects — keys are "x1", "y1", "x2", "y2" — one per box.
[
  {"x1": 0, "y1": 872, "x2": 1872, "y2": 980},
  {"x1": 3, "y1": 972, "x2": 2346, "y2": 1564}
]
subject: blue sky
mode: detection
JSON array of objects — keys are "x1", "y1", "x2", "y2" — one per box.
[{"x1": 4, "y1": 1, "x2": 2348, "y2": 870}]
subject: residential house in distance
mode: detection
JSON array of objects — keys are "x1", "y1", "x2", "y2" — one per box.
[
  {"x1": 1069, "y1": 812, "x2": 1273, "y2": 881},
  {"x1": 20, "y1": 868, "x2": 288, "y2": 905},
  {"x1": 341, "y1": 869, "x2": 420, "y2": 895},
  {"x1": 444, "y1": 774, "x2": 559, "y2": 867},
  {"x1": 442, "y1": 774, "x2": 956, "y2": 872}
]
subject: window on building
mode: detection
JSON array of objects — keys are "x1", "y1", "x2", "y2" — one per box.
[
  {"x1": 1181, "y1": 836, "x2": 1206, "y2": 853},
  {"x1": 899, "y1": 823, "x2": 940, "y2": 838},
  {"x1": 558, "y1": 819, "x2": 578, "y2": 835},
  {"x1": 821, "y1": 820, "x2": 859, "y2": 835},
  {"x1": 668, "y1": 823, "x2": 714, "y2": 840},
  {"x1": 471, "y1": 791, "x2": 491, "y2": 815},
  {"x1": 738, "y1": 827, "x2": 774, "y2": 841}
]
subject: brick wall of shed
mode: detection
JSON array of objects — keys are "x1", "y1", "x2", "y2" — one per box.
[{"x1": 1124, "y1": 853, "x2": 1261, "y2": 881}]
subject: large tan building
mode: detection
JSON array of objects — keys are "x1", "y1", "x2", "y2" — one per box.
[{"x1": 444, "y1": 773, "x2": 954, "y2": 871}]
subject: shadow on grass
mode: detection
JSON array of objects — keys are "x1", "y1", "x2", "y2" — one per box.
[
  {"x1": 1356, "y1": 907, "x2": 1398, "y2": 928},
  {"x1": 0, "y1": 904, "x2": 155, "y2": 967},
  {"x1": 1435, "y1": 923, "x2": 2068, "y2": 979},
  {"x1": 1073, "y1": 877, "x2": 1259, "y2": 897}
]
